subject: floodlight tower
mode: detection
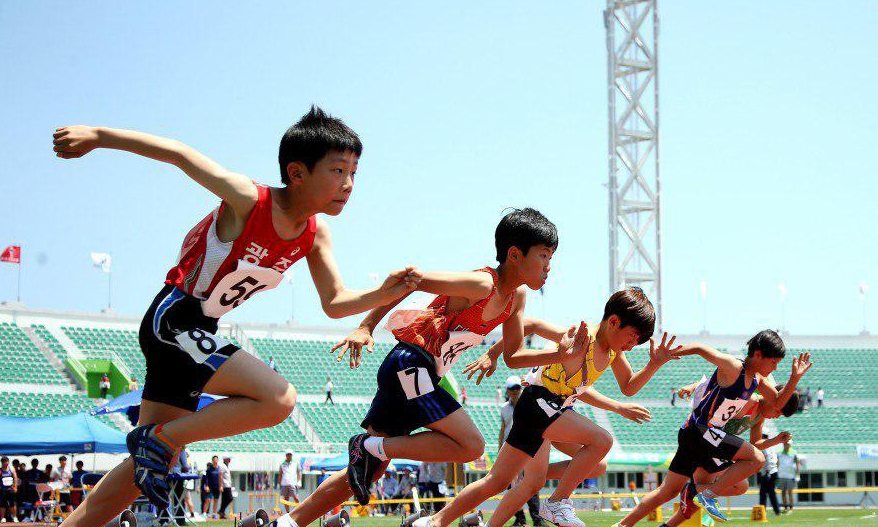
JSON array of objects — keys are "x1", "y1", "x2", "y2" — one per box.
[{"x1": 604, "y1": 0, "x2": 663, "y2": 330}]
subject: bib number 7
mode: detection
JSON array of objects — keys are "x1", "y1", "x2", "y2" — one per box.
[{"x1": 397, "y1": 367, "x2": 435, "y2": 400}]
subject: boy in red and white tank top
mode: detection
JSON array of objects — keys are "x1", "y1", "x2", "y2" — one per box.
[
  {"x1": 277, "y1": 208, "x2": 592, "y2": 527},
  {"x1": 52, "y1": 107, "x2": 420, "y2": 522}
]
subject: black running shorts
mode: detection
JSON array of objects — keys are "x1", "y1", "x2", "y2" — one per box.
[{"x1": 140, "y1": 284, "x2": 240, "y2": 411}]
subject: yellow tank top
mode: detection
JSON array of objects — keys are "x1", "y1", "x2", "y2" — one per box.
[{"x1": 525, "y1": 326, "x2": 617, "y2": 397}]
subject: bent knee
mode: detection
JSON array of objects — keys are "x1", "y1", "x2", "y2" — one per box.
[
  {"x1": 269, "y1": 383, "x2": 297, "y2": 424},
  {"x1": 729, "y1": 481, "x2": 749, "y2": 496},
  {"x1": 458, "y1": 434, "x2": 485, "y2": 462},
  {"x1": 592, "y1": 429, "x2": 613, "y2": 454},
  {"x1": 751, "y1": 449, "x2": 766, "y2": 466}
]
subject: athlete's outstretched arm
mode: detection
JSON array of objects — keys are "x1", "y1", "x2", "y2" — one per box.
[
  {"x1": 307, "y1": 219, "x2": 420, "y2": 319},
  {"x1": 576, "y1": 386, "x2": 651, "y2": 423},
  {"x1": 53, "y1": 125, "x2": 259, "y2": 218},
  {"x1": 609, "y1": 332, "x2": 681, "y2": 396},
  {"x1": 757, "y1": 352, "x2": 813, "y2": 409},
  {"x1": 671, "y1": 343, "x2": 742, "y2": 385}
]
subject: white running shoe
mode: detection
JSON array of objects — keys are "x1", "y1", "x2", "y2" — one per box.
[
  {"x1": 412, "y1": 515, "x2": 433, "y2": 527},
  {"x1": 539, "y1": 498, "x2": 585, "y2": 527}
]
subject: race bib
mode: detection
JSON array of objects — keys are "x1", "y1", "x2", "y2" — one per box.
[
  {"x1": 436, "y1": 330, "x2": 484, "y2": 376},
  {"x1": 1, "y1": 476, "x2": 12, "y2": 486},
  {"x1": 536, "y1": 396, "x2": 563, "y2": 417},
  {"x1": 202, "y1": 260, "x2": 284, "y2": 318},
  {"x1": 703, "y1": 426, "x2": 727, "y2": 447},
  {"x1": 397, "y1": 367, "x2": 435, "y2": 400},
  {"x1": 709, "y1": 398, "x2": 747, "y2": 428}
]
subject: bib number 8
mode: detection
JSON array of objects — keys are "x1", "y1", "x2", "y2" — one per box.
[{"x1": 175, "y1": 329, "x2": 228, "y2": 365}]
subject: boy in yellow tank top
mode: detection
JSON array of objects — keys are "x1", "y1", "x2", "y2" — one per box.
[{"x1": 414, "y1": 287, "x2": 682, "y2": 527}]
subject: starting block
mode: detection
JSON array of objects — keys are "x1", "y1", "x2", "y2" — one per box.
[
  {"x1": 104, "y1": 509, "x2": 136, "y2": 527},
  {"x1": 238, "y1": 509, "x2": 270, "y2": 527},
  {"x1": 672, "y1": 502, "x2": 703, "y2": 526},
  {"x1": 459, "y1": 511, "x2": 484, "y2": 527},
  {"x1": 648, "y1": 507, "x2": 663, "y2": 522},
  {"x1": 751, "y1": 504, "x2": 768, "y2": 522}
]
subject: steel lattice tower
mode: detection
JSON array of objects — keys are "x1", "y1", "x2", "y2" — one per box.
[{"x1": 605, "y1": 0, "x2": 663, "y2": 330}]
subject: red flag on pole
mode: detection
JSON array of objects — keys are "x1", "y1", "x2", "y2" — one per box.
[{"x1": 1, "y1": 245, "x2": 21, "y2": 264}]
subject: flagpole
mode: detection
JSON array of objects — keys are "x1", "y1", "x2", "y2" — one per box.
[
  {"x1": 107, "y1": 267, "x2": 112, "y2": 311},
  {"x1": 16, "y1": 260, "x2": 21, "y2": 303}
]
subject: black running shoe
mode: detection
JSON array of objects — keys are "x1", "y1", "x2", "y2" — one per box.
[
  {"x1": 127, "y1": 424, "x2": 175, "y2": 509},
  {"x1": 347, "y1": 433, "x2": 380, "y2": 505}
]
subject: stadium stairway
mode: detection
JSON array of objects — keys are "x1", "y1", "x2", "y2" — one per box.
[{"x1": 22, "y1": 325, "x2": 81, "y2": 390}]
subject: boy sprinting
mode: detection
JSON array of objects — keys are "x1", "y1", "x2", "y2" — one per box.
[
  {"x1": 415, "y1": 290, "x2": 680, "y2": 527},
  {"x1": 274, "y1": 207, "x2": 571, "y2": 527},
  {"x1": 52, "y1": 107, "x2": 420, "y2": 526},
  {"x1": 660, "y1": 376, "x2": 808, "y2": 527},
  {"x1": 612, "y1": 330, "x2": 809, "y2": 526}
]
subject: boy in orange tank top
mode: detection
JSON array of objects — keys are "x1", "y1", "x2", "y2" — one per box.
[{"x1": 276, "y1": 208, "x2": 597, "y2": 527}]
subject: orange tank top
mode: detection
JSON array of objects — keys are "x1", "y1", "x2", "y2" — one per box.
[{"x1": 390, "y1": 267, "x2": 514, "y2": 375}]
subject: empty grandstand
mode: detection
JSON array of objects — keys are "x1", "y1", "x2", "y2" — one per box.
[{"x1": 2, "y1": 303, "x2": 878, "y2": 505}]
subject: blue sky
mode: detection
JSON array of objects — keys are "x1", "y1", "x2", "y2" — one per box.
[{"x1": 1, "y1": 1, "x2": 876, "y2": 335}]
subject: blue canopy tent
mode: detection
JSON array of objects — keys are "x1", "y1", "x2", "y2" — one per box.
[
  {"x1": 308, "y1": 453, "x2": 421, "y2": 472},
  {"x1": 90, "y1": 388, "x2": 221, "y2": 416},
  {"x1": 0, "y1": 413, "x2": 128, "y2": 455}
]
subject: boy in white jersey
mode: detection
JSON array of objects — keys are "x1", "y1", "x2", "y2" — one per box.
[
  {"x1": 415, "y1": 289, "x2": 679, "y2": 527},
  {"x1": 52, "y1": 107, "x2": 420, "y2": 525}
]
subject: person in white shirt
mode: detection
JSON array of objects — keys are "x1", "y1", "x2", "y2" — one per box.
[
  {"x1": 498, "y1": 376, "x2": 543, "y2": 527},
  {"x1": 757, "y1": 435, "x2": 781, "y2": 515},
  {"x1": 776, "y1": 441, "x2": 801, "y2": 512},
  {"x1": 279, "y1": 452, "x2": 301, "y2": 511},
  {"x1": 816, "y1": 387, "x2": 824, "y2": 407},
  {"x1": 325, "y1": 377, "x2": 335, "y2": 405},
  {"x1": 51, "y1": 455, "x2": 73, "y2": 513},
  {"x1": 218, "y1": 456, "x2": 234, "y2": 519}
]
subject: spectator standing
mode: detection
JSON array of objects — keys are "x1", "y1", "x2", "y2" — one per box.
[
  {"x1": 204, "y1": 457, "x2": 220, "y2": 517},
  {"x1": 758, "y1": 436, "x2": 781, "y2": 516},
  {"x1": 816, "y1": 387, "x2": 825, "y2": 407},
  {"x1": 99, "y1": 373, "x2": 111, "y2": 399},
  {"x1": 267, "y1": 356, "x2": 278, "y2": 372},
  {"x1": 279, "y1": 452, "x2": 301, "y2": 511},
  {"x1": 424, "y1": 462, "x2": 446, "y2": 513},
  {"x1": 0, "y1": 456, "x2": 18, "y2": 522},
  {"x1": 71, "y1": 460, "x2": 87, "y2": 509},
  {"x1": 380, "y1": 471, "x2": 399, "y2": 515},
  {"x1": 217, "y1": 456, "x2": 233, "y2": 519},
  {"x1": 325, "y1": 378, "x2": 335, "y2": 405},
  {"x1": 498, "y1": 376, "x2": 542, "y2": 527},
  {"x1": 777, "y1": 441, "x2": 801, "y2": 513},
  {"x1": 670, "y1": 387, "x2": 677, "y2": 407},
  {"x1": 22, "y1": 459, "x2": 44, "y2": 511},
  {"x1": 51, "y1": 456, "x2": 73, "y2": 513},
  {"x1": 460, "y1": 387, "x2": 468, "y2": 406}
]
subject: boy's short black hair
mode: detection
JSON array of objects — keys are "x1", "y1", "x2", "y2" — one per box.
[
  {"x1": 774, "y1": 383, "x2": 800, "y2": 418},
  {"x1": 278, "y1": 105, "x2": 363, "y2": 184},
  {"x1": 747, "y1": 329, "x2": 786, "y2": 359},
  {"x1": 495, "y1": 208, "x2": 558, "y2": 264},
  {"x1": 602, "y1": 287, "x2": 655, "y2": 345},
  {"x1": 1, "y1": 456, "x2": 7, "y2": 463}
]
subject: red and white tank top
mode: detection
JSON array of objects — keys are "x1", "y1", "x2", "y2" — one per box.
[
  {"x1": 388, "y1": 267, "x2": 514, "y2": 376},
  {"x1": 165, "y1": 184, "x2": 316, "y2": 317}
]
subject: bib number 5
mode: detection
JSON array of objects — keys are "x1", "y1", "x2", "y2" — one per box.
[{"x1": 220, "y1": 276, "x2": 268, "y2": 308}]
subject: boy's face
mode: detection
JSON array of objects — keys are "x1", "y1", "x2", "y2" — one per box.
[
  {"x1": 293, "y1": 150, "x2": 359, "y2": 216},
  {"x1": 515, "y1": 244, "x2": 554, "y2": 290},
  {"x1": 751, "y1": 351, "x2": 783, "y2": 376},
  {"x1": 607, "y1": 315, "x2": 641, "y2": 352}
]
